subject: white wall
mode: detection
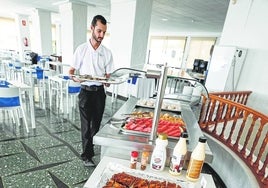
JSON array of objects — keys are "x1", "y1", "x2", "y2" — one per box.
[{"x1": 220, "y1": 0, "x2": 268, "y2": 114}]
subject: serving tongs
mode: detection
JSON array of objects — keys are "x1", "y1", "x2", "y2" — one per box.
[{"x1": 121, "y1": 111, "x2": 153, "y2": 118}]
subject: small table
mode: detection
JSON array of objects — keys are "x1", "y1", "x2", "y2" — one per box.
[{"x1": 84, "y1": 156, "x2": 216, "y2": 188}]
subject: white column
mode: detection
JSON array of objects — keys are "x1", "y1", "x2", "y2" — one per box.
[
  {"x1": 15, "y1": 14, "x2": 31, "y2": 61},
  {"x1": 59, "y1": 1, "x2": 87, "y2": 72},
  {"x1": 31, "y1": 9, "x2": 53, "y2": 56},
  {"x1": 110, "y1": 0, "x2": 153, "y2": 69},
  {"x1": 181, "y1": 36, "x2": 191, "y2": 70},
  {"x1": 55, "y1": 23, "x2": 62, "y2": 56}
]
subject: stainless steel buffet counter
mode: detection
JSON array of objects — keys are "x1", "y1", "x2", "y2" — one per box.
[{"x1": 93, "y1": 96, "x2": 213, "y2": 165}]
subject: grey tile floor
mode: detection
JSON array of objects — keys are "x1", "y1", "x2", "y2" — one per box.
[{"x1": 0, "y1": 94, "x2": 125, "y2": 188}]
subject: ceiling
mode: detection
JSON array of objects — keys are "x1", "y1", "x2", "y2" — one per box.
[{"x1": 0, "y1": 0, "x2": 230, "y2": 35}]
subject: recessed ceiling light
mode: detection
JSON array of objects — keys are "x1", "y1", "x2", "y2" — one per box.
[{"x1": 161, "y1": 18, "x2": 168, "y2": 21}]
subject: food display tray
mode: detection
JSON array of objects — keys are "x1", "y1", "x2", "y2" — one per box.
[
  {"x1": 95, "y1": 162, "x2": 188, "y2": 188},
  {"x1": 72, "y1": 75, "x2": 126, "y2": 84},
  {"x1": 116, "y1": 107, "x2": 187, "y2": 140},
  {"x1": 119, "y1": 125, "x2": 184, "y2": 140}
]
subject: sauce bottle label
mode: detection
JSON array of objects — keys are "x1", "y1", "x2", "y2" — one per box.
[
  {"x1": 169, "y1": 154, "x2": 185, "y2": 174},
  {"x1": 187, "y1": 159, "x2": 204, "y2": 179},
  {"x1": 151, "y1": 151, "x2": 164, "y2": 170}
]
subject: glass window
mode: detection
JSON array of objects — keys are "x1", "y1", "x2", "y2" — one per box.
[
  {"x1": 0, "y1": 17, "x2": 17, "y2": 51},
  {"x1": 186, "y1": 37, "x2": 216, "y2": 69},
  {"x1": 148, "y1": 36, "x2": 186, "y2": 68}
]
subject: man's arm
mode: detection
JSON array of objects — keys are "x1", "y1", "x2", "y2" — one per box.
[
  {"x1": 104, "y1": 73, "x2": 111, "y2": 87},
  {"x1": 69, "y1": 67, "x2": 81, "y2": 82}
]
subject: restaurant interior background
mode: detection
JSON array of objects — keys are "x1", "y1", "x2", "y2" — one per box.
[{"x1": 0, "y1": 0, "x2": 267, "y2": 115}]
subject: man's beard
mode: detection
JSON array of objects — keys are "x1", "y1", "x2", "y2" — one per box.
[{"x1": 92, "y1": 32, "x2": 103, "y2": 43}]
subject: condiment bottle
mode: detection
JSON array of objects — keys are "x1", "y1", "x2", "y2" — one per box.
[
  {"x1": 169, "y1": 132, "x2": 188, "y2": 176},
  {"x1": 150, "y1": 133, "x2": 168, "y2": 171},
  {"x1": 140, "y1": 151, "x2": 149, "y2": 170},
  {"x1": 130, "y1": 151, "x2": 139, "y2": 169},
  {"x1": 186, "y1": 136, "x2": 207, "y2": 181}
]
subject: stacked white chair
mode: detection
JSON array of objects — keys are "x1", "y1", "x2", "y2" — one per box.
[{"x1": 0, "y1": 86, "x2": 29, "y2": 133}]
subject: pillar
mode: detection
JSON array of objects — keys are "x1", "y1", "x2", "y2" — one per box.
[
  {"x1": 55, "y1": 23, "x2": 62, "y2": 56},
  {"x1": 31, "y1": 9, "x2": 53, "y2": 56},
  {"x1": 15, "y1": 14, "x2": 31, "y2": 61},
  {"x1": 59, "y1": 1, "x2": 87, "y2": 71},
  {"x1": 110, "y1": 0, "x2": 153, "y2": 70}
]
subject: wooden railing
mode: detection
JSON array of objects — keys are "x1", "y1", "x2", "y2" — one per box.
[
  {"x1": 199, "y1": 93, "x2": 267, "y2": 188},
  {"x1": 210, "y1": 90, "x2": 252, "y2": 105}
]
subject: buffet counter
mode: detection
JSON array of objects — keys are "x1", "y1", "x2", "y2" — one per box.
[
  {"x1": 93, "y1": 96, "x2": 213, "y2": 165},
  {"x1": 84, "y1": 156, "x2": 216, "y2": 188}
]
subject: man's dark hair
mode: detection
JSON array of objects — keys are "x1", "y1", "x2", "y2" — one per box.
[{"x1": 91, "y1": 15, "x2": 107, "y2": 26}]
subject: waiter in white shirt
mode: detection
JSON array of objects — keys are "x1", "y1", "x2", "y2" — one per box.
[{"x1": 69, "y1": 15, "x2": 114, "y2": 167}]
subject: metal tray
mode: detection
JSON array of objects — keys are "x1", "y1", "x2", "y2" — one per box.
[
  {"x1": 72, "y1": 75, "x2": 126, "y2": 84},
  {"x1": 118, "y1": 118, "x2": 188, "y2": 141},
  {"x1": 119, "y1": 125, "x2": 184, "y2": 140},
  {"x1": 95, "y1": 162, "x2": 188, "y2": 188}
]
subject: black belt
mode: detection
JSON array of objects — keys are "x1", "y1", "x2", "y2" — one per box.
[{"x1": 81, "y1": 85, "x2": 103, "y2": 91}]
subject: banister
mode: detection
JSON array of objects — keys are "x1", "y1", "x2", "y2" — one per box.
[
  {"x1": 199, "y1": 93, "x2": 267, "y2": 188},
  {"x1": 209, "y1": 90, "x2": 252, "y2": 105}
]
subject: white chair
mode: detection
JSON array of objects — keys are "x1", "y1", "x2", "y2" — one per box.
[
  {"x1": 23, "y1": 66, "x2": 49, "y2": 109},
  {"x1": 48, "y1": 75, "x2": 69, "y2": 113},
  {"x1": 65, "y1": 80, "x2": 81, "y2": 114},
  {"x1": 0, "y1": 86, "x2": 29, "y2": 133}
]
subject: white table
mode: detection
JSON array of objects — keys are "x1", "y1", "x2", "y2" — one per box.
[
  {"x1": 84, "y1": 156, "x2": 216, "y2": 188},
  {"x1": 8, "y1": 80, "x2": 36, "y2": 129}
]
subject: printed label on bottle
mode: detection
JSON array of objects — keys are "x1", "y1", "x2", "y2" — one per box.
[
  {"x1": 151, "y1": 151, "x2": 164, "y2": 170},
  {"x1": 141, "y1": 157, "x2": 148, "y2": 165},
  {"x1": 186, "y1": 159, "x2": 204, "y2": 179},
  {"x1": 130, "y1": 157, "x2": 137, "y2": 163},
  {"x1": 169, "y1": 154, "x2": 185, "y2": 174}
]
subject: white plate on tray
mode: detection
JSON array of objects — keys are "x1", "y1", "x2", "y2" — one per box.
[{"x1": 136, "y1": 99, "x2": 181, "y2": 112}]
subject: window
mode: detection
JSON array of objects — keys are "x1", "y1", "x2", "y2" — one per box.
[
  {"x1": 186, "y1": 37, "x2": 216, "y2": 69},
  {"x1": 0, "y1": 17, "x2": 17, "y2": 51},
  {"x1": 148, "y1": 36, "x2": 186, "y2": 68}
]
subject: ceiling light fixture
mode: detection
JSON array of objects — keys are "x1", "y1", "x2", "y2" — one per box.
[
  {"x1": 232, "y1": 0, "x2": 237, "y2": 4},
  {"x1": 52, "y1": 0, "x2": 95, "y2": 7},
  {"x1": 161, "y1": 18, "x2": 168, "y2": 21}
]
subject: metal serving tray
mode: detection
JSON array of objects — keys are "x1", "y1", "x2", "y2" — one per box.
[{"x1": 114, "y1": 107, "x2": 188, "y2": 141}]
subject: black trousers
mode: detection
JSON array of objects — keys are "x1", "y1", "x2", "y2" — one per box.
[{"x1": 79, "y1": 87, "x2": 106, "y2": 161}]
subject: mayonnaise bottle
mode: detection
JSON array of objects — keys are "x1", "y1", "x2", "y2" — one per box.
[
  {"x1": 169, "y1": 132, "x2": 188, "y2": 175},
  {"x1": 150, "y1": 133, "x2": 168, "y2": 171}
]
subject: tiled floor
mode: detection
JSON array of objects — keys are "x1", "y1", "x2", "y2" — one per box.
[{"x1": 0, "y1": 94, "x2": 125, "y2": 188}]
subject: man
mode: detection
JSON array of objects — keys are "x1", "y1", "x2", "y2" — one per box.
[{"x1": 69, "y1": 15, "x2": 114, "y2": 167}]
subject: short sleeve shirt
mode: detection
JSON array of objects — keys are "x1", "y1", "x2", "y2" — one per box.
[{"x1": 70, "y1": 41, "x2": 114, "y2": 86}]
